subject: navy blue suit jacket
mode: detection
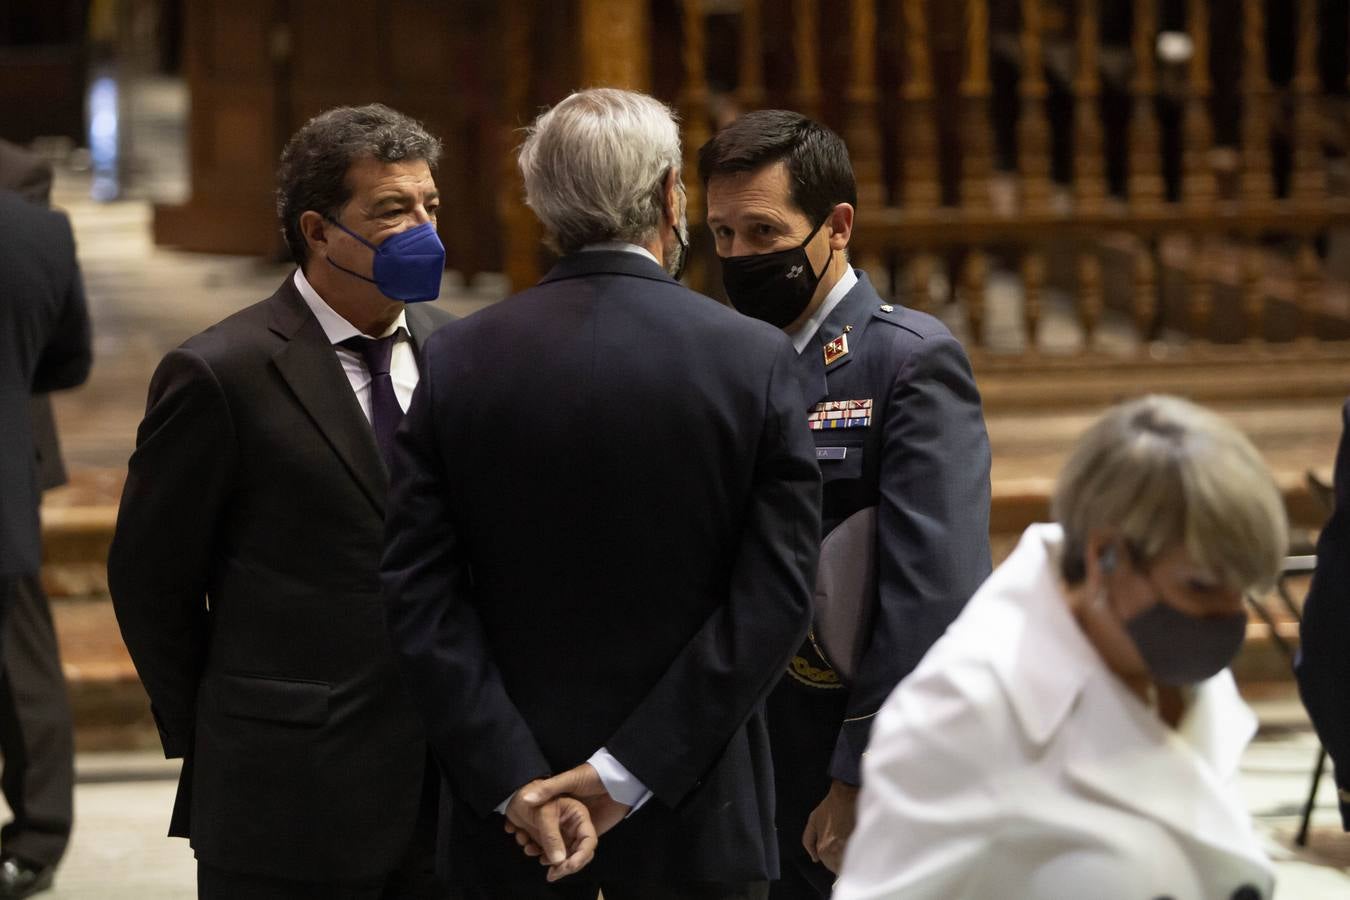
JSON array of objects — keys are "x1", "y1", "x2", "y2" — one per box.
[
  {"x1": 790, "y1": 270, "x2": 992, "y2": 786},
  {"x1": 1297, "y1": 398, "x2": 1350, "y2": 829},
  {"x1": 382, "y1": 250, "x2": 821, "y2": 883}
]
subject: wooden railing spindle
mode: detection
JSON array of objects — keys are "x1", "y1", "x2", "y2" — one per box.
[
  {"x1": 1021, "y1": 248, "x2": 1045, "y2": 354},
  {"x1": 960, "y1": 0, "x2": 994, "y2": 211},
  {"x1": 909, "y1": 252, "x2": 935, "y2": 314},
  {"x1": 901, "y1": 0, "x2": 941, "y2": 211},
  {"x1": 1018, "y1": 0, "x2": 1054, "y2": 210},
  {"x1": 847, "y1": 0, "x2": 885, "y2": 208},
  {"x1": 1297, "y1": 240, "x2": 1323, "y2": 341},
  {"x1": 1133, "y1": 243, "x2": 1157, "y2": 350},
  {"x1": 1291, "y1": 0, "x2": 1325, "y2": 201},
  {"x1": 1181, "y1": 0, "x2": 1215, "y2": 205},
  {"x1": 1074, "y1": 0, "x2": 1107, "y2": 211},
  {"x1": 1188, "y1": 235, "x2": 1214, "y2": 342},
  {"x1": 1129, "y1": 0, "x2": 1165, "y2": 206},
  {"x1": 1240, "y1": 0, "x2": 1273, "y2": 202},
  {"x1": 1077, "y1": 250, "x2": 1103, "y2": 351},
  {"x1": 963, "y1": 249, "x2": 989, "y2": 348},
  {"x1": 1243, "y1": 244, "x2": 1266, "y2": 341}
]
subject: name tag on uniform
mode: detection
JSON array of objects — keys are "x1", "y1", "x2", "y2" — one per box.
[{"x1": 816, "y1": 447, "x2": 848, "y2": 461}]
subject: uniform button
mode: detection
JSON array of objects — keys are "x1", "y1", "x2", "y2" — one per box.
[{"x1": 1230, "y1": 886, "x2": 1261, "y2": 900}]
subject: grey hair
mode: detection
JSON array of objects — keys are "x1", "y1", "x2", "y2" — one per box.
[
  {"x1": 276, "y1": 103, "x2": 442, "y2": 266},
  {"x1": 1053, "y1": 395, "x2": 1288, "y2": 594},
  {"x1": 518, "y1": 88, "x2": 682, "y2": 255}
]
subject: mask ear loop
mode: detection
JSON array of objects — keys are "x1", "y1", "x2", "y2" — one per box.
[{"x1": 323, "y1": 215, "x2": 380, "y2": 286}]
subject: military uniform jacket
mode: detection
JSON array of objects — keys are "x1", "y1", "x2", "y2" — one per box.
[
  {"x1": 107, "y1": 277, "x2": 452, "y2": 882},
  {"x1": 789, "y1": 270, "x2": 992, "y2": 785}
]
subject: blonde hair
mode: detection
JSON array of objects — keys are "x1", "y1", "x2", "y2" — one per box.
[{"x1": 1052, "y1": 395, "x2": 1287, "y2": 593}]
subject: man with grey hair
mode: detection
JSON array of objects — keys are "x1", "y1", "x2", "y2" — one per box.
[
  {"x1": 383, "y1": 87, "x2": 821, "y2": 897},
  {"x1": 109, "y1": 104, "x2": 454, "y2": 898}
]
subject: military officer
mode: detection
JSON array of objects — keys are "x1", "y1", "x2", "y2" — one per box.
[{"x1": 700, "y1": 110, "x2": 993, "y2": 898}]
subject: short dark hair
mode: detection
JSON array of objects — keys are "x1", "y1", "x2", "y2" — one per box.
[
  {"x1": 275, "y1": 104, "x2": 442, "y2": 266},
  {"x1": 697, "y1": 110, "x2": 857, "y2": 223}
]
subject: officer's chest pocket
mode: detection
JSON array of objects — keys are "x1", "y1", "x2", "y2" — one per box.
[{"x1": 813, "y1": 436, "x2": 865, "y2": 483}]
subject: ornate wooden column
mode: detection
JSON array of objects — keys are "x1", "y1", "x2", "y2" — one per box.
[
  {"x1": 501, "y1": 0, "x2": 543, "y2": 292},
  {"x1": 901, "y1": 0, "x2": 941, "y2": 211},
  {"x1": 738, "y1": 0, "x2": 766, "y2": 110},
  {"x1": 1074, "y1": 0, "x2": 1107, "y2": 211},
  {"x1": 959, "y1": 0, "x2": 994, "y2": 212},
  {"x1": 679, "y1": 0, "x2": 711, "y2": 288},
  {"x1": 580, "y1": 0, "x2": 650, "y2": 90},
  {"x1": 1018, "y1": 0, "x2": 1054, "y2": 210},
  {"x1": 1240, "y1": 0, "x2": 1273, "y2": 202},
  {"x1": 793, "y1": 0, "x2": 823, "y2": 120},
  {"x1": 1128, "y1": 0, "x2": 1165, "y2": 206}
]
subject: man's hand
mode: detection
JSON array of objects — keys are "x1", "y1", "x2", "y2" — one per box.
[
  {"x1": 504, "y1": 791, "x2": 598, "y2": 882},
  {"x1": 521, "y1": 762, "x2": 632, "y2": 837},
  {"x1": 802, "y1": 779, "x2": 860, "y2": 874}
]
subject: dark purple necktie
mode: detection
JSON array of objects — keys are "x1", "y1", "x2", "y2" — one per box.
[{"x1": 340, "y1": 329, "x2": 406, "y2": 466}]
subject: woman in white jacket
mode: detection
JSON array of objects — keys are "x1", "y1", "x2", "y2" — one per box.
[{"x1": 835, "y1": 395, "x2": 1287, "y2": 900}]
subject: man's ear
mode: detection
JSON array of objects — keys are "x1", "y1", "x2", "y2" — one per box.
[
  {"x1": 826, "y1": 203, "x2": 855, "y2": 251},
  {"x1": 663, "y1": 168, "x2": 683, "y2": 227},
  {"x1": 299, "y1": 210, "x2": 329, "y2": 257}
]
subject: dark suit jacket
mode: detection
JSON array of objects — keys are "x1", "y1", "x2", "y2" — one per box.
[
  {"x1": 789, "y1": 270, "x2": 992, "y2": 786},
  {"x1": 1297, "y1": 398, "x2": 1350, "y2": 830},
  {"x1": 0, "y1": 192, "x2": 91, "y2": 578},
  {"x1": 382, "y1": 250, "x2": 821, "y2": 885},
  {"x1": 108, "y1": 276, "x2": 452, "y2": 881}
]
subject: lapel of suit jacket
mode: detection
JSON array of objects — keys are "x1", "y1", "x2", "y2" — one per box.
[
  {"x1": 793, "y1": 270, "x2": 883, "y2": 410},
  {"x1": 267, "y1": 278, "x2": 386, "y2": 516}
]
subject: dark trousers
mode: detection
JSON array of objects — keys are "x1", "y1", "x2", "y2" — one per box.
[
  {"x1": 766, "y1": 677, "x2": 848, "y2": 900},
  {"x1": 449, "y1": 882, "x2": 768, "y2": 900},
  {"x1": 0, "y1": 572, "x2": 73, "y2": 868}
]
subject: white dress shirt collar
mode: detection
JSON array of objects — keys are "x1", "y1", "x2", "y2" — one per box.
[
  {"x1": 791, "y1": 265, "x2": 859, "y2": 355},
  {"x1": 292, "y1": 268, "x2": 408, "y2": 343}
]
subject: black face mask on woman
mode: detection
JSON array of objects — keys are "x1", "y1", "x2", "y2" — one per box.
[
  {"x1": 1102, "y1": 546, "x2": 1248, "y2": 686},
  {"x1": 720, "y1": 218, "x2": 830, "y2": 329}
]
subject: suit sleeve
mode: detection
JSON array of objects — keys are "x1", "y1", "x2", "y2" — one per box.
[
  {"x1": 381, "y1": 354, "x2": 553, "y2": 818},
  {"x1": 1296, "y1": 399, "x2": 1350, "y2": 830},
  {"x1": 107, "y1": 348, "x2": 237, "y2": 758},
  {"x1": 31, "y1": 212, "x2": 91, "y2": 393},
  {"x1": 830, "y1": 334, "x2": 992, "y2": 786},
  {"x1": 602, "y1": 341, "x2": 821, "y2": 806}
]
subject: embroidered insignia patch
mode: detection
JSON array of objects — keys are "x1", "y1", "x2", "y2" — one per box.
[
  {"x1": 786, "y1": 654, "x2": 844, "y2": 689},
  {"x1": 823, "y1": 332, "x2": 849, "y2": 366},
  {"x1": 807, "y1": 399, "x2": 873, "y2": 431}
]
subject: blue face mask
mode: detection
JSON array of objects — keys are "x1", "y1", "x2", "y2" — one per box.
[{"x1": 324, "y1": 217, "x2": 445, "y2": 303}]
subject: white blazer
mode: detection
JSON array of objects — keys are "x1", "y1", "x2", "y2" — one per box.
[{"x1": 834, "y1": 524, "x2": 1273, "y2": 900}]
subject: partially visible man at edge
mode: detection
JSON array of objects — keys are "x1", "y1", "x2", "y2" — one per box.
[
  {"x1": 108, "y1": 104, "x2": 459, "y2": 898},
  {"x1": 699, "y1": 111, "x2": 993, "y2": 896},
  {"x1": 381, "y1": 87, "x2": 821, "y2": 898}
]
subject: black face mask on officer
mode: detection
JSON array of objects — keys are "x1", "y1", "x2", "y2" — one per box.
[{"x1": 720, "y1": 218, "x2": 832, "y2": 329}]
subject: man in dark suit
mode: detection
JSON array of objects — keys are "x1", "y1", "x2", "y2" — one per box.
[
  {"x1": 1297, "y1": 398, "x2": 1350, "y2": 831},
  {"x1": 382, "y1": 87, "x2": 821, "y2": 898},
  {"x1": 699, "y1": 111, "x2": 993, "y2": 897},
  {"x1": 0, "y1": 139, "x2": 78, "y2": 900},
  {"x1": 108, "y1": 104, "x2": 454, "y2": 898}
]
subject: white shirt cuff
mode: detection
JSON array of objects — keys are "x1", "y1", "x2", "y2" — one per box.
[{"x1": 588, "y1": 748, "x2": 652, "y2": 813}]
